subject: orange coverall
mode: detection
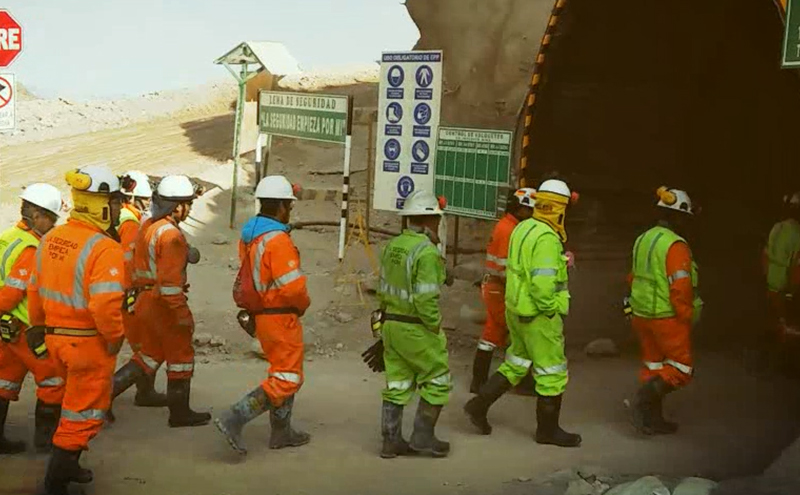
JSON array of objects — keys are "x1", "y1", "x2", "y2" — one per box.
[
  {"x1": 119, "y1": 204, "x2": 143, "y2": 350},
  {"x1": 241, "y1": 230, "x2": 311, "y2": 406},
  {"x1": 477, "y1": 213, "x2": 519, "y2": 351},
  {"x1": 28, "y1": 219, "x2": 125, "y2": 451},
  {"x1": 0, "y1": 222, "x2": 64, "y2": 405},
  {"x1": 130, "y1": 217, "x2": 195, "y2": 380},
  {"x1": 629, "y1": 242, "x2": 695, "y2": 388}
]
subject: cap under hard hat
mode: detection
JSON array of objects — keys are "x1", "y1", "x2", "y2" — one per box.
[
  {"x1": 398, "y1": 190, "x2": 444, "y2": 216},
  {"x1": 20, "y1": 183, "x2": 63, "y2": 217},
  {"x1": 65, "y1": 164, "x2": 121, "y2": 194},
  {"x1": 157, "y1": 175, "x2": 196, "y2": 201},
  {"x1": 656, "y1": 186, "x2": 693, "y2": 215},
  {"x1": 122, "y1": 170, "x2": 153, "y2": 198},
  {"x1": 255, "y1": 175, "x2": 298, "y2": 200}
]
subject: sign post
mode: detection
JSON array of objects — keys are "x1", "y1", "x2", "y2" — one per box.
[
  {"x1": 0, "y1": 10, "x2": 23, "y2": 68},
  {"x1": 783, "y1": 0, "x2": 800, "y2": 68},
  {"x1": 257, "y1": 90, "x2": 353, "y2": 261},
  {"x1": 434, "y1": 127, "x2": 514, "y2": 220},
  {"x1": 0, "y1": 73, "x2": 15, "y2": 131},
  {"x1": 373, "y1": 51, "x2": 443, "y2": 212}
]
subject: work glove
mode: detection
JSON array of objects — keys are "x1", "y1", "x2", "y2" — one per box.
[
  {"x1": 187, "y1": 246, "x2": 200, "y2": 265},
  {"x1": 361, "y1": 339, "x2": 385, "y2": 373},
  {"x1": 26, "y1": 326, "x2": 48, "y2": 359},
  {"x1": 623, "y1": 296, "x2": 632, "y2": 321},
  {"x1": 107, "y1": 338, "x2": 123, "y2": 356},
  {"x1": 237, "y1": 310, "x2": 256, "y2": 338}
]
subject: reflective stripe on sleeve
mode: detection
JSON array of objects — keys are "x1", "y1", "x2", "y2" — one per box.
[
  {"x1": 270, "y1": 268, "x2": 303, "y2": 289},
  {"x1": 531, "y1": 268, "x2": 558, "y2": 277},
  {"x1": 486, "y1": 254, "x2": 507, "y2": 266},
  {"x1": 413, "y1": 282, "x2": 440, "y2": 295},
  {"x1": 36, "y1": 377, "x2": 64, "y2": 388},
  {"x1": 89, "y1": 282, "x2": 124, "y2": 295},
  {"x1": 668, "y1": 270, "x2": 691, "y2": 285},
  {"x1": 4, "y1": 277, "x2": 27, "y2": 290}
]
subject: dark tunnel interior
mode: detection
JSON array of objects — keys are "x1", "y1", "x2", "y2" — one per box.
[{"x1": 527, "y1": 0, "x2": 800, "y2": 348}]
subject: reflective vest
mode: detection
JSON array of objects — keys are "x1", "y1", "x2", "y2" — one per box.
[
  {"x1": 0, "y1": 225, "x2": 39, "y2": 325},
  {"x1": 505, "y1": 218, "x2": 569, "y2": 317},
  {"x1": 630, "y1": 226, "x2": 702, "y2": 319},
  {"x1": 378, "y1": 230, "x2": 445, "y2": 324},
  {"x1": 766, "y1": 219, "x2": 800, "y2": 293}
]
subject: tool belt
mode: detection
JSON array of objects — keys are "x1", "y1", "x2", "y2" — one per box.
[
  {"x1": 254, "y1": 307, "x2": 301, "y2": 316},
  {"x1": 45, "y1": 327, "x2": 98, "y2": 337},
  {"x1": 384, "y1": 313, "x2": 424, "y2": 325},
  {"x1": 124, "y1": 285, "x2": 154, "y2": 314},
  {"x1": 0, "y1": 314, "x2": 24, "y2": 343}
]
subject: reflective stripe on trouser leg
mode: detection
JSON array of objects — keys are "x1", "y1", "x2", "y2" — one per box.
[
  {"x1": 256, "y1": 313, "x2": 305, "y2": 406},
  {"x1": 50, "y1": 335, "x2": 116, "y2": 451},
  {"x1": 382, "y1": 320, "x2": 451, "y2": 406},
  {"x1": 529, "y1": 314, "x2": 568, "y2": 396},
  {"x1": 498, "y1": 311, "x2": 535, "y2": 387},
  {"x1": 162, "y1": 322, "x2": 195, "y2": 379}
]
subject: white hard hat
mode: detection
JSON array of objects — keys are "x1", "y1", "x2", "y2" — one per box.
[
  {"x1": 20, "y1": 183, "x2": 63, "y2": 216},
  {"x1": 66, "y1": 164, "x2": 121, "y2": 194},
  {"x1": 255, "y1": 175, "x2": 297, "y2": 200},
  {"x1": 157, "y1": 175, "x2": 195, "y2": 201},
  {"x1": 398, "y1": 190, "x2": 444, "y2": 216},
  {"x1": 656, "y1": 187, "x2": 693, "y2": 215},
  {"x1": 538, "y1": 179, "x2": 571, "y2": 197},
  {"x1": 123, "y1": 170, "x2": 153, "y2": 198},
  {"x1": 513, "y1": 188, "x2": 537, "y2": 207}
]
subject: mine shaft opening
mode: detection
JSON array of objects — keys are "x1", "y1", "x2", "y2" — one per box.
[{"x1": 525, "y1": 0, "x2": 800, "y2": 349}]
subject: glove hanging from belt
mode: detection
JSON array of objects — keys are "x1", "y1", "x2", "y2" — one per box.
[
  {"x1": 361, "y1": 339, "x2": 385, "y2": 373},
  {"x1": 26, "y1": 326, "x2": 48, "y2": 359}
]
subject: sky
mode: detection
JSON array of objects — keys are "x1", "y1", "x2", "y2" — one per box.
[{"x1": 2, "y1": 0, "x2": 420, "y2": 100}]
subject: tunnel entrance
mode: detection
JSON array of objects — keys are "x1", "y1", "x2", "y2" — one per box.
[{"x1": 525, "y1": 0, "x2": 800, "y2": 348}]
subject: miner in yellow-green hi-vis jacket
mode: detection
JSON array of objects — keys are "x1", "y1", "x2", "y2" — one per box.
[
  {"x1": 465, "y1": 179, "x2": 582, "y2": 448},
  {"x1": 376, "y1": 190, "x2": 451, "y2": 459}
]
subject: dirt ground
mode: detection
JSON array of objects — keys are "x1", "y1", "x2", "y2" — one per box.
[{"x1": 1, "y1": 88, "x2": 800, "y2": 495}]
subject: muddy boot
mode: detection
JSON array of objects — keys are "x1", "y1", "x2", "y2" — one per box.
[
  {"x1": 380, "y1": 401, "x2": 409, "y2": 459},
  {"x1": 464, "y1": 372, "x2": 512, "y2": 435},
  {"x1": 72, "y1": 451, "x2": 93, "y2": 484},
  {"x1": 513, "y1": 372, "x2": 537, "y2": 397},
  {"x1": 469, "y1": 348, "x2": 493, "y2": 394},
  {"x1": 535, "y1": 395, "x2": 582, "y2": 447},
  {"x1": 0, "y1": 398, "x2": 25, "y2": 454},
  {"x1": 34, "y1": 400, "x2": 61, "y2": 453},
  {"x1": 648, "y1": 378, "x2": 678, "y2": 435},
  {"x1": 214, "y1": 386, "x2": 273, "y2": 455},
  {"x1": 134, "y1": 373, "x2": 168, "y2": 408},
  {"x1": 167, "y1": 378, "x2": 211, "y2": 428},
  {"x1": 269, "y1": 395, "x2": 311, "y2": 449},
  {"x1": 409, "y1": 398, "x2": 449, "y2": 457}
]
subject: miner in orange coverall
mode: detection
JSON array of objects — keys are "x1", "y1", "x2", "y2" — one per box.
[
  {"x1": 26, "y1": 165, "x2": 126, "y2": 495},
  {"x1": 0, "y1": 184, "x2": 65, "y2": 455},
  {"x1": 111, "y1": 175, "x2": 209, "y2": 429},
  {"x1": 215, "y1": 175, "x2": 311, "y2": 455},
  {"x1": 470, "y1": 188, "x2": 537, "y2": 394},
  {"x1": 627, "y1": 187, "x2": 702, "y2": 436},
  {"x1": 106, "y1": 171, "x2": 169, "y2": 417}
]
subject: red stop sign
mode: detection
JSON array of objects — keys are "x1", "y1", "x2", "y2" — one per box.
[{"x1": 0, "y1": 10, "x2": 22, "y2": 68}]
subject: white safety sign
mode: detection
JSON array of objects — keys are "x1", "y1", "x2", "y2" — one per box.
[
  {"x1": 0, "y1": 73, "x2": 14, "y2": 131},
  {"x1": 373, "y1": 51, "x2": 443, "y2": 211}
]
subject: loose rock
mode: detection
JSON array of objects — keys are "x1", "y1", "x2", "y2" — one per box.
[
  {"x1": 565, "y1": 479, "x2": 596, "y2": 495},
  {"x1": 193, "y1": 333, "x2": 212, "y2": 346},
  {"x1": 334, "y1": 312, "x2": 354, "y2": 324},
  {"x1": 606, "y1": 476, "x2": 669, "y2": 495},
  {"x1": 209, "y1": 336, "x2": 227, "y2": 348},
  {"x1": 673, "y1": 477, "x2": 718, "y2": 495},
  {"x1": 335, "y1": 343, "x2": 344, "y2": 350},
  {"x1": 585, "y1": 338, "x2": 620, "y2": 357}
]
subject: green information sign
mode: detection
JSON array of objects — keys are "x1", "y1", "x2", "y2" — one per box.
[
  {"x1": 783, "y1": 0, "x2": 800, "y2": 68},
  {"x1": 258, "y1": 90, "x2": 350, "y2": 144},
  {"x1": 434, "y1": 127, "x2": 513, "y2": 220}
]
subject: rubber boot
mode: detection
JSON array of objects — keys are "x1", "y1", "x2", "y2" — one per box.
[
  {"x1": 134, "y1": 373, "x2": 168, "y2": 407},
  {"x1": 380, "y1": 401, "x2": 409, "y2": 459},
  {"x1": 214, "y1": 386, "x2": 273, "y2": 455},
  {"x1": 409, "y1": 398, "x2": 450, "y2": 457},
  {"x1": 469, "y1": 348, "x2": 493, "y2": 394},
  {"x1": 0, "y1": 397, "x2": 25, "y2": 454},
  {"x1": 513, "y1": 371, "x2": 537, "y2": 397},
  {"x1": 645, "y1": 377, "x2": 678, "y2": 435},
  {"x1": 34, "y1": 400, "x2": 61, "y2": 453},
  {"x1": 167, "y1": 378, "x2": 211, "y2": 428},
  {"x1": 535, "y1": 394, "x2": 582, "y2": 447},
  {"x1": 630, "y1": 377, "x2": 664, "y2": 435},
  {"x1": 269, "y1": 395, "x2": 311, "y2": 449},
  {"x1": 464, "y1": 372, "x2": 512, "y2": 435},
  {"x1": 44, "y1": 447, "x2": 93, "y2": 495},
  {"x1": 112, "y1": 361, "x2": 146, "y2": 400}
]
